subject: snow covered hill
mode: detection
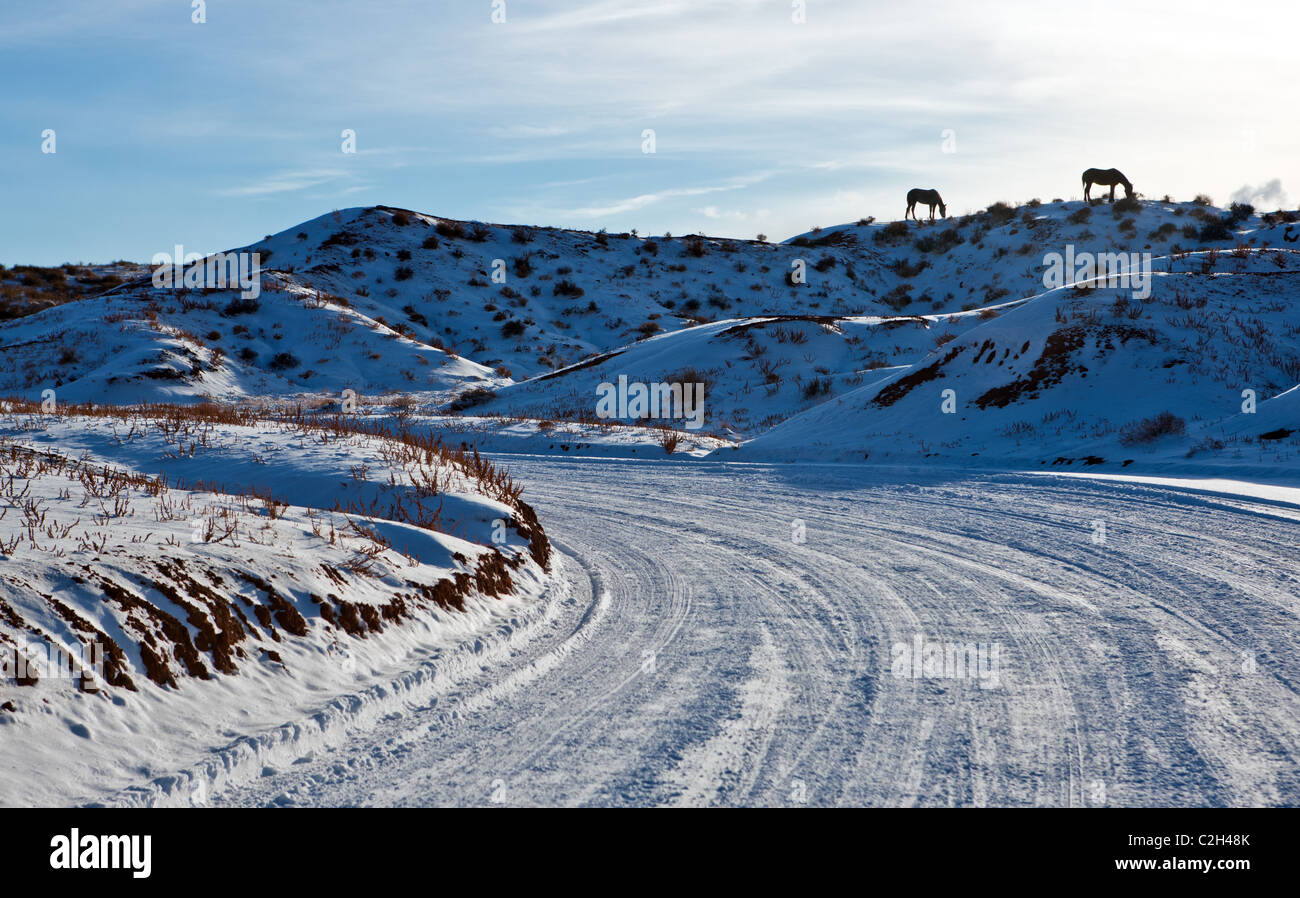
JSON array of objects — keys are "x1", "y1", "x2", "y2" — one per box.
[
  {"x1": 745, "y1": 248, "x2": 1300, "y2": 475},
  {"x1": 0, "y1": 272, "x2": 499, "y2": 406},
  {"x1": 0, "y1": 401, "x2": 550, "y2": 805},
  {"x1": 471, "y1": 313, "x2": 954, "y2": 438},
  {"x1": 3, "y1": 199, "x2": 1297, "y2": 468}
]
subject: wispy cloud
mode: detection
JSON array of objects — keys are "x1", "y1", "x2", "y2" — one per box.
[
  {"x1": 517, "y1": 0, "x2": 694, "y2": 33},
  {"x1": 567, "y1": 172, "x2": 773, "y2": 218},
  {"x1": 569, "y1": 185, "x2": 734, "y2": 218},
  {"x1": 216, "y1": 169, "x2": 350, "y2": 198}
]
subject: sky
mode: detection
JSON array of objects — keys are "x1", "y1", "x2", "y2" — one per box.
[{"x1": 2, "y1": 0, "x2": 1297, "y2": 266}]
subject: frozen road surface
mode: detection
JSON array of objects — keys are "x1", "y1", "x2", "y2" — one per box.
[{"x1": 215, "y1": 459, "x2": 1300, "y2": 807}]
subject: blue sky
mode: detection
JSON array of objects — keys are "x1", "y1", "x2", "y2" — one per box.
[{"x1": 2, "y1": 0, "x2": 1296, "y2": 265}]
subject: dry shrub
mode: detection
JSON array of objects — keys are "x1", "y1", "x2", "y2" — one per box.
[{"x1": 1119, "y1": 411, "x2": 1186, "y2": 446}]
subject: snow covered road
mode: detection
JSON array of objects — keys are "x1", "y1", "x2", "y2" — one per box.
[{"x1": 213, "y1": 459, "x2": 1300, "y2": 807}]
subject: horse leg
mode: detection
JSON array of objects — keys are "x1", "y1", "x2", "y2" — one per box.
[
  {"x1": 1084, "y1": 182, "x2": 1091, "y2": 202},
  {"x1": 1109, "y1": 184, "x2": 1116, "y2": 202}
]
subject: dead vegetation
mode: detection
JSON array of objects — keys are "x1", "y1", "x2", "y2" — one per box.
[
  {"x1": 0, "y1": 399, "x2": 551, "y2": 694},
  {"x1": 1118, "y1": 411, "x2": 1187, "y2": 446}
]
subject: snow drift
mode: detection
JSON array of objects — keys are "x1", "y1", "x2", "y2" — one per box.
[{"x1": 0, "y1": 401, "x2": 551, "y2": 805}]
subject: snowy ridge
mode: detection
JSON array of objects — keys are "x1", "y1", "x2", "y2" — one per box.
[{"x1": 2, "y1": 200, "x2": 1297, "y2": 473}]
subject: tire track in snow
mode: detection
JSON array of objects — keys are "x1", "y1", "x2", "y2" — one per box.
[{"x1": 211, "y1": 460, "x2": 1300, "y2": 807}]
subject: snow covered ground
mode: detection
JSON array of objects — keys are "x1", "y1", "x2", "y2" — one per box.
[
  {"x1": 196, "y1": 456, "x2": 1300, "y2": 807},
  {"x1": 0, "y1": 404, "x2": 551, "y2": 806},
  {"x1": 2, "y1": 197, "x2": 1298, "y2": 807}
]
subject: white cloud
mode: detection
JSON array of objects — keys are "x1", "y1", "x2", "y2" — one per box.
[{"x1": 569, "y1": 184, "x2": 739, "y2": 218}]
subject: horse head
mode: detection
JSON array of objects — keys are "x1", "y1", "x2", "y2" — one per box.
[
  {"x1": 1123, "y1": 182, "x2": 1135, "y2": 199},
  {"x1": 938, "y1": 200, "x2": 948, "y2": 218}
]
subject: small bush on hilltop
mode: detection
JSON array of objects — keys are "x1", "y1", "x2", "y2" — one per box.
[
  {"x1": 1227, "y1": 202, "x2": 1255, "y2": 224},
  {"x1": 985, "y1": 202, "x2": 1016, "y2": 225},
  {"x1": 873, "y1": 221, "x2": 910, "y2": 244}
]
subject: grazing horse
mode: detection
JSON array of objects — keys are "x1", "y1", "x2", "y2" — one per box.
[
  {"x1": 906, "y1": 188, "x2": 947, "y2": 222},
  {"x1": 1082, "y1": 168, "x2": 1134, "y2": 203}
]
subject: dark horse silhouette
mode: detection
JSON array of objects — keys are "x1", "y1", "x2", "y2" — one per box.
[
  {"x1": 1082, "y1": 168, "x2": 1134, "y2": 203},
  {"x1": 905, "y1": 188, "x2": 947, "y2": 222}
]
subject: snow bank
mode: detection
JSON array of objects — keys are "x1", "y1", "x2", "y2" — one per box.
[{"x1": 0, "y1": 402, "x2": 553, "y2": 806}]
